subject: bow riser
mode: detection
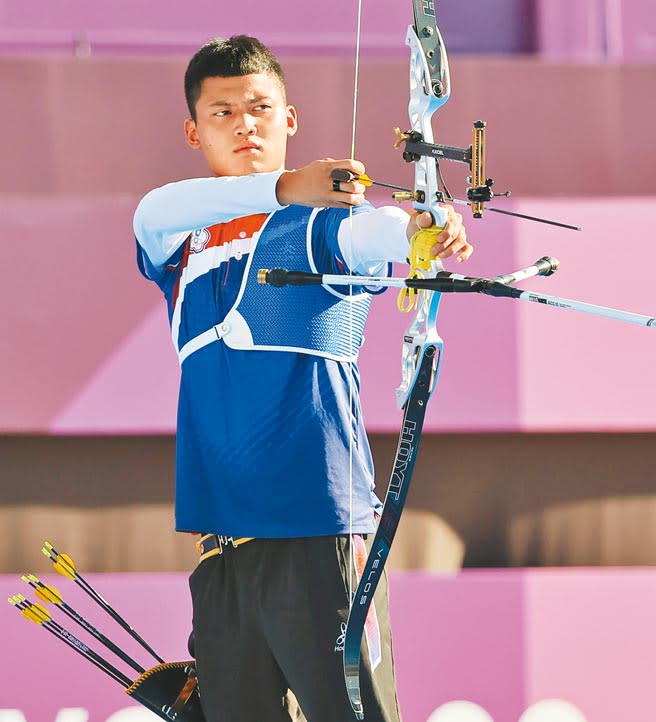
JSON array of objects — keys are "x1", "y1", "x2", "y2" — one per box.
[
  {"x1": 396, "y1": 281, "x2": 444, "y2": 407},
  {"x1": 406, "y1": 20, "x2": 449, "y2": 221},
  {"x1": 396, "y1": 11, "x2": 450, "y2": 410}
]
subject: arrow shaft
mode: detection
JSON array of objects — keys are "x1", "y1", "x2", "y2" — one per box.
[
  {"x1": 72, "y1": 574, "x2": 164, "y2": 663},
  {"x1": 59, "y1": 600, "x2": 146, "y2": 673},
  {"x1": 449, "y1": 197, "x2": 581, "y2": 231},
  {"x1": 43, "y1": 620, "x2": 133, "y2": 687},
  {"x1": 46, "y1": 544, "x2": 164, "y2": 664}
]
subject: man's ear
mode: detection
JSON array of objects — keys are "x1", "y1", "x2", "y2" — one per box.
[
  {"x1": 286, "y1": 105, "x2": 298, "y2": 137},
  {"x1": 184, "y1": 118, "x2": 201, "y2": 149}
]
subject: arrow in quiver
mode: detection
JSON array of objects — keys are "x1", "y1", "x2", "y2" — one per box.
[{"x1": 9, "y1": 542, "x2": 206, "y2": 722}]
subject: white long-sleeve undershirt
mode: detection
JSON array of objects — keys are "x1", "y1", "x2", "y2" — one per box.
[{"x1": 133, "y1": 172, "x2": 410, "y2": 273}]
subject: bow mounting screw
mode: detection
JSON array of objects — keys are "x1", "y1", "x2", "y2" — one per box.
[
  {"x1": 432, "y1": 81, "x2": 443, "y2": 97},
  {"x1": 421, "y1": 26, "x2": 434, "y2": 37}
]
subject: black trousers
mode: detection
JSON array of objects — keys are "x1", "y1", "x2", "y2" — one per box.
[{"x1": 189, "y1": 536, "x2": 402, "y2": 722}]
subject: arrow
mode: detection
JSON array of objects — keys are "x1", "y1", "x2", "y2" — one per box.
[
  {"x1": 331, "y1": 167, "x2": 409, "y2": 193},
  {"x1": 22, "y1": 574, "x2": 145, "y2": 674},
  {"x1": 8, "y1": 595, "x2": 133, "y2": 687},
  {"x1": 42, "y1": 541, "x2": 164, "y2": 664},
  {"x1": 329, "y1": 168, "x2": 581, "y2": 231},
  {"x1": 11, "y1": 530, "x2": 202, "y2": 719}
]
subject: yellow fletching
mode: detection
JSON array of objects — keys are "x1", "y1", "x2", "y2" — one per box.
[
  {"x1": 20, "y1": 603, "x2": 50, "y2": 625},
  {"x1": 34, "y1": 583, "x2": 62, "y2": 605},
  {"x1": 34, "y1": 587, "x2": 49, "y2": 603},
  {"x1": 60, "y1": 553, "x2": 75, "y2": 570},
  {"x1": 21, "y1": 607, "x2": 44, "y2": 624},
  {"x1": 30, "y1": 603, "x2": 51, "y2": 622},
  {"x1": 53, "y1": 559, "x2": 75, "y2": 580},
  {"x1": 357, "y1": 173, "x2": 374, "y2": 187},
  {"x1": 47, "y1": 549, "x2": 76, "y2": 579},
  {"x1": 10, "y1": 595, "x2": 51, "y2": 624}
]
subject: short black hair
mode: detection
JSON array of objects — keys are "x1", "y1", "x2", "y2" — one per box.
[{"x1": 184, "y1": 35, "x2": 286, "y2": 121}]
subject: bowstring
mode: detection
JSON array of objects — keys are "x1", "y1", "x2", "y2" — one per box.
[{"x1": 347, "y1": 0, "x2": 363, "y2": 616}]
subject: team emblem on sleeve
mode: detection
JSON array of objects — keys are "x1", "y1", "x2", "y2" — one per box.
[{"x1": 190, "y1": 228, "x2": 211, "y2": 254}]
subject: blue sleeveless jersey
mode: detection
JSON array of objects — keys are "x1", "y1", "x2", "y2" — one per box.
[
  {"x1": 137, "y1": 203, "x2": 383, "y2": 537},
  {"x1": 177, "y1": 205, "x2": 372, "y2": 364}
]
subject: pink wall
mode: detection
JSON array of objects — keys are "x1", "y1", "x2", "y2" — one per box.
[
  {"x1": 536, "y1": 0, "x2": 656, "y2": 60},
  {"x1": 3, "y1": 0, "x2": 656, "y2": 60},
  {"x1": 3, "y1": 569, "x2": 655, "y2": 722},
  {"x1": 3, "y1": 57, "x2": 655, "y2": 198},
  {"x1": 0, "y1": 0, "x2": 532, "y2": 56}
]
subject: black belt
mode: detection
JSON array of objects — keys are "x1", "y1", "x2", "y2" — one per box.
[{"x1": 195, "y1": 534, "x2": 255, "y2": 563}]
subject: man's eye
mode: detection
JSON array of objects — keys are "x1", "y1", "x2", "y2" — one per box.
[
  {"x1": 255, "y1": 104, "x2": 272, "y2": 111},
  {"x1": 214, "y1": 110, "x2": 230, "y2": 117}
]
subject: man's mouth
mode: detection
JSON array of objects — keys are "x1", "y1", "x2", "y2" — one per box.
[{"x1": 235, "y1": 142, "x2": 261, "y2": 153}]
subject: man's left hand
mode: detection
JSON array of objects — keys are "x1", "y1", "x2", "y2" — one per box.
[{"x1": 407, "y1": 205, "x2": 473, "y2": 263}]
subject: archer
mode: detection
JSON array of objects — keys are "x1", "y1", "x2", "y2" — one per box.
[{"x1": 133, "y1": 34, "x2": 471, "y2": 722}]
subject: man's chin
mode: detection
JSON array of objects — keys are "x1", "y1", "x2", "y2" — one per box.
[{"x1": 212, "y1": 159, "x2": 277, "y2": 177}]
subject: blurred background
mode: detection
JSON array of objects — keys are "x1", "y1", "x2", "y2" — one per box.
[{"x1": 2, "y1": 1, "x2": 656, "y2": 720}]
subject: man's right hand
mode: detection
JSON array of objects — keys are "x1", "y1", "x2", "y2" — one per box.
[{"x1": 276, "y1": 158, "x2": 367, "y2": 208}]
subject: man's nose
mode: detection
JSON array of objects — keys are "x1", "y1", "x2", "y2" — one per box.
[{"x1": 235, "y1": 113, "x2": 257, "y2": 135}]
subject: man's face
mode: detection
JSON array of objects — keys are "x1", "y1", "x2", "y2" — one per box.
[{"x1": 183, "y1": 72, "x2": 298, "y2": 177}]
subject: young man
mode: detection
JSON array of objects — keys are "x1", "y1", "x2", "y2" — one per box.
[{"x1": 133, "y1": 36, "x2": 471, "y2": 722}]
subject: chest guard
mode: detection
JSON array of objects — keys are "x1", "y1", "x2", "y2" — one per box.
[{"x1": 177, "y1": 205, "x2": 373, "y2": 365}]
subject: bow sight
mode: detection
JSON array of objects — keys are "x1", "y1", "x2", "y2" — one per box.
[{"x1": 392, "y1": 120, "x2": 508, "y2": 218}]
